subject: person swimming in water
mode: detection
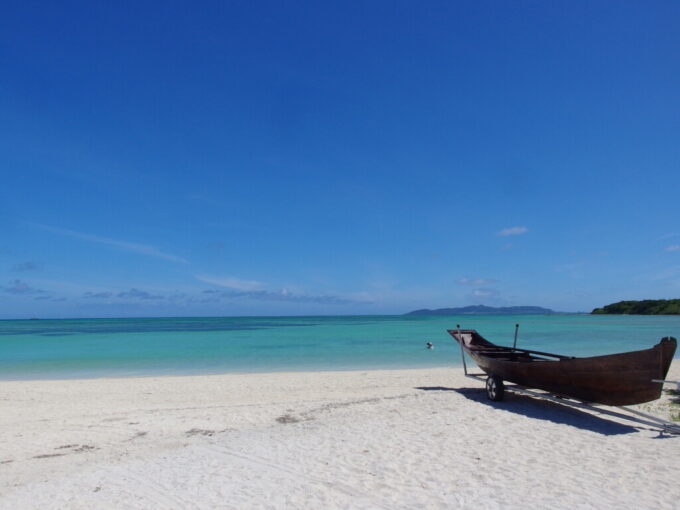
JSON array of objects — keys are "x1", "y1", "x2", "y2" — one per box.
[{"x1": 426, "y1": 342, "x2": 434, "y2": 350}]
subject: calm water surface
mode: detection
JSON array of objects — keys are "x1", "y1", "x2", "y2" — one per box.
[{"x1": 0, "y1": 315, "x2": 678, "y2": 380}]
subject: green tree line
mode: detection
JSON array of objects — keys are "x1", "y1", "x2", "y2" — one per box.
[{"x1": 591, "y1": 299, "x2": 680, "y2": 315}]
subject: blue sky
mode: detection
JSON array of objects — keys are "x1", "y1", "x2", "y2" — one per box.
[{"x1": 1, "y1": 1, "x2": 679, "y2": 318}]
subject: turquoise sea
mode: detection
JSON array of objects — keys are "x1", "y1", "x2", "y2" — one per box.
[{"x1": 1, "y1": 315, "x2": 679, "y2": 380}]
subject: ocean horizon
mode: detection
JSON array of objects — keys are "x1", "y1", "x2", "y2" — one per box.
[{"x1": 1, "y1": 314, "x2": 679, "y2": 381}]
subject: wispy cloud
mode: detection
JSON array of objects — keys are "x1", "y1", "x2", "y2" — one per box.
[
  {"x1": 555, "y1": 261, "x2": 585, "y2": 271},
  {"x1": 498, "y1": 226, "x2": 528, "y2": 237},
  {"x1": 197, "y1": 274, "x2": 365, "y2": 305},
  {"x1": 11, "y1": 261, "x2": 41, "y2": 272},
  {"x1": 633, "y1": 265, "x2": 680, "y2": 283},
  {"x1": 195, "y1": 275, "x2": 263, "y2": 290},
  {"x1": 83, "y1": 288, "x2": 164, "y2": 300},
  {"x1": 471, "y1": 289, "x2": 496, "y2": 298},
  {"x1": 457, "y1": 278, "x2": 498, "y2": 287},
  {"x1": 464, "y1": 287, "x2": 503, "y2": 306},
  {"x1": 201, "y1": 288, "x2": 359, "y2": 305},
  {"x1": 1, "y1": 279, "x2": 45, "y2": 295},
  {"x1": 462, "y1": 287, "x2": 502, "y2": 306},
  {"x1": 84, "y1": 291, "x2": 114, "y2": 298},
  {"x1": 665, "y1": 245, "x2": 680, "y2": 252},
  {"x1": 80, "y1": 284, "x2": 355, "y2": 305},
  {"x1": 117, "y1": 288, "x2": 164, "y2": 300},
  {"x1": 33, "y1": 224, "x2": 187, "y2": 263}
]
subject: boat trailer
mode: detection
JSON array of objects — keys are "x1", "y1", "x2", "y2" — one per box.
[{"x1": 458, "y1": 335, "x2": 680, "y2": 436}]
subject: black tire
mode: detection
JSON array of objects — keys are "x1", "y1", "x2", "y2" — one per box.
[{"x1": 486, "y1": 375, "x2": 504, "y2": 402}]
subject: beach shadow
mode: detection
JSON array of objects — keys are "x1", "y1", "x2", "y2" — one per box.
[
  {"x1": 416, "y1": 386, "x2": 641, "y2": 436},
  {"x1": 415, "y1": 386, "x2": 457, "y2": 392}
]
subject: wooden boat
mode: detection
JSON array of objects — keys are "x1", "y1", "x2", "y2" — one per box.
[{"x1": 448, "y1": 329, "x2": 677, "y2": 406}]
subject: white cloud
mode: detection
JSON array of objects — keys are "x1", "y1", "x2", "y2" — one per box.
[
  {"x1": 198, "y1": 286, "x2": 362, "y2": 305},
  {"x1": 195, "y1": 275, "x2": 372, "y2": 305},
  {"x1": 196, "y1": 275, "x2": 264, "y2": 290},
  {"x1": 665, "y1": 245, "x2": 680, "y2": 252},
  {"x1": 498, "y1": 226, "x2": 528, "y2": 237},
  {"x1": 457, "y1": 278, "x2": 497, "y2": 287},
  {"x1": 33, "y1": 224, "x2": 187, "y2": 263},
  {"x1": 471, "y1": 289, "x2": 495, "y2": 297},
  {"x1": 465, "y1": 287, "x2": 502, "y2": 304}
]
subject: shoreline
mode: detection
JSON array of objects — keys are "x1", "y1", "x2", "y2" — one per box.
[
  {"x1": 4, "y1": 352, "x2": 679, "y2": 383},
  {"x1": 0, "y1": 363, "x2": 459, "y2": 383},
  {"x1": 1, "y1": 363, "x2": 679, "y2": 508}
]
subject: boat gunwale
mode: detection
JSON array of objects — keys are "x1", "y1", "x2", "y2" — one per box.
[{"x1": 447, "y1": 328, "x2": 672, "y2": 363}]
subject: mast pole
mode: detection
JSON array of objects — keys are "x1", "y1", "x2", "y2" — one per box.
[{"x1": 457, "y1": 324, "x2": 468, "y2": 375}]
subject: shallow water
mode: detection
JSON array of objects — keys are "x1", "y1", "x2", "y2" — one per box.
[{"x1": 0, "y1": 314, "x2": 678, "y2": 380}]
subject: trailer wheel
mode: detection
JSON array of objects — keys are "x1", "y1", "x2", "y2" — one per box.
[{"x1": 486, "y1": 375, "x2": 504, "y2": 402}]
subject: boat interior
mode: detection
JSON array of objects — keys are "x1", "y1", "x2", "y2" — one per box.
[{"x1": 450, "y1": 329, "x2": 572, "y2": 362}]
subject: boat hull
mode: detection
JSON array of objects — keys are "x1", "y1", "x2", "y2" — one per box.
[{"x1": 449, "y1": 330, "x2": 676, "y2": 406}]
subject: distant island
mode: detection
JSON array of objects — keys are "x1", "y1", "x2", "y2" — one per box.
[
  {"x1": 591, "y1": 299, "x2": 680, "y2": 315},
  {"x1": 405, "y1": 305, "x2": 557, "y2": 316}
]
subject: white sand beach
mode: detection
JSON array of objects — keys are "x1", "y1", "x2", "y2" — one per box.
[{"x1": 1, "y1": 363, "x2": 679, "y2": 509}]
